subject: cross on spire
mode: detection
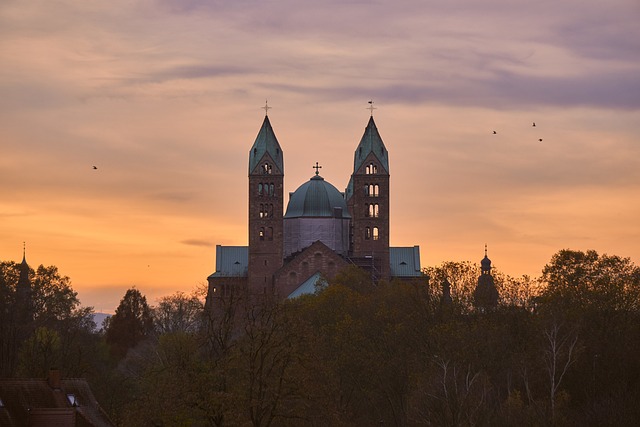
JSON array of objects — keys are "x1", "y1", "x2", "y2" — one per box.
[
  {"x1": 485, "y1": 243, "x2": 488, "y2": 257},
  {"x1": 367, "y1": 100, "x2": 377, "y2": 116},
  {"x1": 262, "y1": 100, "x2": 272, "y2": 116},
  {"x1": 313, "y1": 162, "x2": 322, "y2": 176}
]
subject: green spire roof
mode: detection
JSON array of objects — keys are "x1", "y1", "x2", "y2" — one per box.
[
  {"x1": 353, "y1": 116, "x2": 389, "y2": 174},
  {"x1": 249, "y1": 115, "x2": 284, "y2": 174}
]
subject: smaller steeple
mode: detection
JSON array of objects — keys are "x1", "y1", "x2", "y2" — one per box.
[
  {"x1": 16, "y1": 243, "x2": 34, "y2": 324},
  {"x1": 474, "y1": 245, "x2": 499, "y2": 310},
  {"x1": 481, "y1": 243, "x2": 492, "y2": 274}
]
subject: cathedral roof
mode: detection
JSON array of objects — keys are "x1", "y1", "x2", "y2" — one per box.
[
  {"x1": 389, "y1": 246, "x2": 422, "y2": 277},
  {"x1": 353, "y1": 116, "x2": 389, "y2": 174},
  {"x1": 208, "y1": 245, "x2": 248, "y2": 278},
  {"x1": 284, "y1": 175, "x2": 351, "y2": 219},
  {"x1": 248, "y1": 115, "x2": 284, "y2": 174}
]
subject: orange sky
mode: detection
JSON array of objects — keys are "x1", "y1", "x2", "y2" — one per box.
[{"x1": 1, "y1": 0, "x2": 639, "y2": 313}]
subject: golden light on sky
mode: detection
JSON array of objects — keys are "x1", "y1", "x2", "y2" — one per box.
[{"x1": 2, "y1": 0, "x2": 639, "y2": 312}]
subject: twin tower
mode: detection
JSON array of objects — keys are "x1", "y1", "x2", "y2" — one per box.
[{"x1": 207, "y1": 111, "x2": 422, "y2": 304}]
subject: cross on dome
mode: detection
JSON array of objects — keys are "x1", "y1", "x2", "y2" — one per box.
[{"x1": 313, "y1": 162, "x2": 322, "y2": 175}]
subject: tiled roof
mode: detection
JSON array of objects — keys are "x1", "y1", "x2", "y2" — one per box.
[
  {"x1": 0, "y1": 375, "x2": 114, "y2": 427},
  {"x1": 390, "y1": 246, "x2": 422, "y2": 277},
  {"x1": 208, "y1": 245, "x2": 248, "y2": 278}
]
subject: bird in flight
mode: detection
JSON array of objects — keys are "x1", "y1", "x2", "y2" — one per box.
[
  {"x1": 539, "y1": 138, "x2": 543, "y2": 142},
  {"x1": 532, "y1": 122, "x2": 536, "y2": 127},
  {"x1": 493, "y1": 130, "x2": 497, "y2": 134},
  {"x1": 93, "y1": 166, "x2": 98, "y2": 170}
]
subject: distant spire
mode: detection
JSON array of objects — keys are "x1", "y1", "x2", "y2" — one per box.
[
  {"x1": 481, "y1": 244, "x2": 492, "y2": 274},
  {"x1": 22, "y1": 241, "x2": 27, "y2": 264},
  {"x1": 262, "y1": 99, "x2": 272, "y2": 116}
]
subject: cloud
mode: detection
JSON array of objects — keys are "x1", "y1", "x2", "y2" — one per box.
[{"x1": 181, "y1": 239, "x2": 212, "y2": 248}]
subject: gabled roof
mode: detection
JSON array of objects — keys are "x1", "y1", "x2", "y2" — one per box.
[
  {"x1": 353, "y1": 116, "x2": 389, "y2": 174},
  {"x1": 390, "y1": 246, "x2": 422, "y2": 277},
  {"x1": 208, "y1": 245, "x2": 248, "y2": 278},
  {"x1": 287, "y1": 272, "x2": 327, "y2": 299},
  {"x1": 0, "y1": 375, "x2": 114, "y2": 427},
  {"x1": 248, "y1": 115, "x2": 284, "y2": 175}
]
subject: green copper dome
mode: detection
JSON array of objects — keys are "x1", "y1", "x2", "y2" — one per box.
[{"x1": 284, "y1": 175, "x2": 351, "y2": 219}]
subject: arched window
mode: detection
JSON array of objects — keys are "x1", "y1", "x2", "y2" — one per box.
[
  {"x1": 365, "y1": 226, "x2": 371, "y2": 240},
  {"x1": 368, "y1": 203, "x2": 378, "y2": 218},
  {"x1": 365, "y1": 203, "x2": 370, "y2": 217},
  {"x1": 258, "y1": 183, "x2": 263, "y2": 195},
  {"x1": 269, "y1": 204, "x2": 274, "y2": 217},
  {"x1": 263, "y1": 163, "x2": 272, "y2": 174},
  {"x1": 365, "y1": 163, "x2": 377, "y2": 174},
  {"x1": 365, "y1": 184, "x2": 379, "y2": 197},
  {"x1": 373, "y1": 226, "x2": 379, "y2": 240},
  {"x1": 269, "y1": 183, "x2": 275, "y2": 196},
  {"x1": 259, "y1": 227, "x2": 265, "y2": 240},
  {"x1": 259, "y1": 203, "x2": 265, "y2": 218}
]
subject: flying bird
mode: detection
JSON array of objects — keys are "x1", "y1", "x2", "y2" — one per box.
[
  {"x1": 532, "y1": 122, "x2": 536, "y2": 127},
  {"x1": 92, "y1": 166, "x2": 97, "y2": 170},
  {"x1": 493, "y1": 130, "x2": 497, "y2": 134},
  {"x1": 539, "y1": 138, "x2": 543, "y2": 142}
]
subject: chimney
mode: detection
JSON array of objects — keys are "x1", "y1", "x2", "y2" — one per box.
[{"x1": 48, "y1": 368, "x2": 61, "y2": 389}]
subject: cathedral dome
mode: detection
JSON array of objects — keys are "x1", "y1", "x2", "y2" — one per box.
[{"x1": 284, "y1": 175, "x2": 351, "y2": 219}]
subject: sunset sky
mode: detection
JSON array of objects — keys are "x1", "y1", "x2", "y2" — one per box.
[{"x1": 1, "y1": 0, "x2": 639, "y2": 313}]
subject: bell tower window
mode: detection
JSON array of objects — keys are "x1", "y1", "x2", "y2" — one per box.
[
  {"x1": 365, "y1": 184, "x2": 379, "y2": 197},
  {"x1": 366, "y1": 203, "x2": 379, "y2": 218},
  {"x1": 263, "y1": 163, "x2": 272, "y2": 174},
  {"x1": 365, "y1": 227, "x2": 371, "y2": 240},
  {"x1": 372, "y1": 226, "x2": 379, "y2": 240}
]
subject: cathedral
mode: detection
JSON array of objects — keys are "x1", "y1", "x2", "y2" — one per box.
[{"x1": 205, "y1": 107, "x2": 423, "y2": 304}]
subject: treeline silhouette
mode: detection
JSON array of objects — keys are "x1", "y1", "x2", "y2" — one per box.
[{"x1": 1, "y1": 249, "x2": 639, "y2": 426}]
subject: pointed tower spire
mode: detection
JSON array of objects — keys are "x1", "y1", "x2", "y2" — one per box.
[
  {"x1": 352, "y1": 116, "x2": 389, "y2": 175},
  {"x1": 248, "y1": 115, "x2": 284, "y2": 175}
]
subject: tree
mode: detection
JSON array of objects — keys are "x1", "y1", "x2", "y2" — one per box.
[
  {"x1": 540, "y1": 249, "x2": 640, "y2": 312},
  {"x1": 105, "y1": 288, "x2": 154, "y2": 359},
  {"x1": 537, "y1": 249, "x2": 640, "y2": 424},
  {"x1": 0, "y1": 260, "x2": 95, "y2": 377},
  {"x1": 153, "y1": 291, "x2": 203, "y2": 334}
]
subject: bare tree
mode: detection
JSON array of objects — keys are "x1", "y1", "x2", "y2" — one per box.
[{"x1": 543, "y1": 321, "x2": 579, "y2": 422}]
